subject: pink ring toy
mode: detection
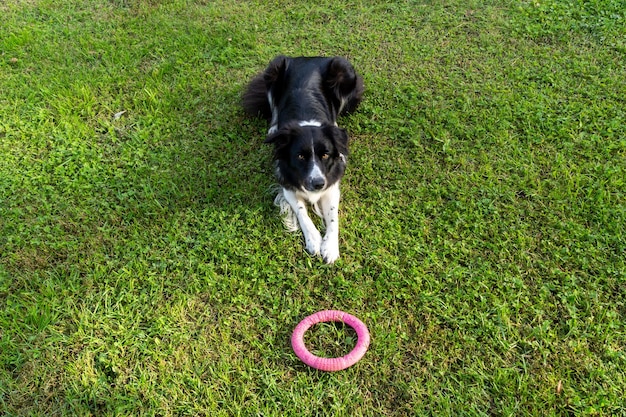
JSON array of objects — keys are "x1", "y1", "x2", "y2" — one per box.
[{"x1": 291, "y1": 310, "x2": 370, "y2": 371}]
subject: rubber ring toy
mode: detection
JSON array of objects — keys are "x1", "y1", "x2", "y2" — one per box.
[{"x1": 291, "y1": 310, "x2": 370, "y2": 371}]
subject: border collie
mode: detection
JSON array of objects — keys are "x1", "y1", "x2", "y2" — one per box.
[{"x1": 243, "y1": 56, "x2": 363, "y2": 263}]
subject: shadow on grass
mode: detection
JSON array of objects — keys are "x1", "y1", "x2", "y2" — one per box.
[{"x1": 1, "y1": 82, "x2": 281, "y2": 277}]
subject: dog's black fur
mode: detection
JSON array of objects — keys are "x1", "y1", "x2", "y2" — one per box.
[
  {"x1": 243, "y1": 56, "x2": 363, "y2": 263},
  {"x1": 243, "y1": 56, "x2": 362, "y2": 123}
]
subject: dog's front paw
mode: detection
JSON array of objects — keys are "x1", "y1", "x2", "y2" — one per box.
[
  {"x1": 304, "y1": 230, "x2": 322, "y2": 256},
  {"x1": 321, "y1": 236, "x2": 340, "y2": 264}
]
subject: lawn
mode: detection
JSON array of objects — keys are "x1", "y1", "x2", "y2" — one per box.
[{"x1": 1, "y1": 0, "x2": 625, "y2": 415}]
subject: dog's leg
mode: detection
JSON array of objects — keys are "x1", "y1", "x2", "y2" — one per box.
[
  {"x1": 319, "y1": 183, "x2": 341, "y2": 263},
  {"x1": 274, "y1": 190, "x2": 299, "y2": 232},
  {"x1": 282, "y1": 188, "x2": 322, "y2": 256}
]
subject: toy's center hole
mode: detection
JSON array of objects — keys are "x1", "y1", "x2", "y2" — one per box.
[{"x1": 305, "y1": 321, "x2": 357, "y2": 358}]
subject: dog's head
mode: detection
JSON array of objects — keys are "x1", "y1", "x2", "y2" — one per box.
[{"x1": 265, "y1": 123, "x2": 348, "y2": 192}]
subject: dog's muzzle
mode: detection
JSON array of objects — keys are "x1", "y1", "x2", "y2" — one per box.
[{"x1": 305, "y1": 176, "x2": 326, "y2": 191}]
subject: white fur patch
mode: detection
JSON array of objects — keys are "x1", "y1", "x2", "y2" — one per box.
[
  {"x1": 273, "y1": 189, "x2": 299, "y2": 232},
  {"x1": 308, "y1": 161, "x2": 325, "y2": 183},
  {"x1": 298, "y1": 120, "x2": 322, "y2": 127},
  {"x1": 338, "y1": 98, "x2": 347, "y2": 115},
  {"x1": 274, "y1": 184, "x2": 341, "y2": 263},
  {"x1": 268, "y1": 92, "x2": 278, "y2": 133}
]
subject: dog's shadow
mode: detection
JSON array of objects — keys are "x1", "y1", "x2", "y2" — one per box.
[
  {"x1": 104, "y1": 82, "x2": 281, "y2": 251},
  {"x1": 162, "y1": 86, "x2": 276, "y2": 217}
]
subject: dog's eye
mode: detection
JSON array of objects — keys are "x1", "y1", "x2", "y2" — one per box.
[
  {"x1": 297, "y1": 154, "x2": 305, "y2": 160},
  {"x1": 321, "y1": 153, "x2": 330, "y2": 160}
]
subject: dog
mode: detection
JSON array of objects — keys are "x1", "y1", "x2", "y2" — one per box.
[{"x1": 243, "y1": 56, "x2": 363, "y2": 263}]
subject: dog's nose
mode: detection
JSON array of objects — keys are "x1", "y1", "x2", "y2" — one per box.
[{"x1": 307, "y1": 177, "x2": 326, "y2": 191}]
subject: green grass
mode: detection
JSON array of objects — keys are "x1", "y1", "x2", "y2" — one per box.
[{"x1": 1, "y1": 0, "x2": 625, "y2": 415}]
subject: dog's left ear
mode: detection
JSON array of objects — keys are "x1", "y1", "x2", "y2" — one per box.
[{"x1": 324, "y1": 125, "x2": 349, "y2": 156}]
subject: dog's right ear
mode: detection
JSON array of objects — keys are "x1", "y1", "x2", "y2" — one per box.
[
  {"x1": 264, "y1": 128, "x2": 292, "y2": 148},
  {"x1": 264, "y1": 55, "x2": 289, "y2": 88}
]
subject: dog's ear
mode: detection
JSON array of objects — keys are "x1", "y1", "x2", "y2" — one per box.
[
  {"x1": 264, "y1": 55, "x2": 289, "y2": 88},
  {"x1": 324, "y1": 125, "x2": 349, "y2": 156},
  {"x1": 264, "y1": 126, "x2": 294, "y2": 148}
]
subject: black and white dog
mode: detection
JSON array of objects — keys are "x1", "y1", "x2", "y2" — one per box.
[{"x1": 243, "y1": 56, "x2": 363, "y2": 263}]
